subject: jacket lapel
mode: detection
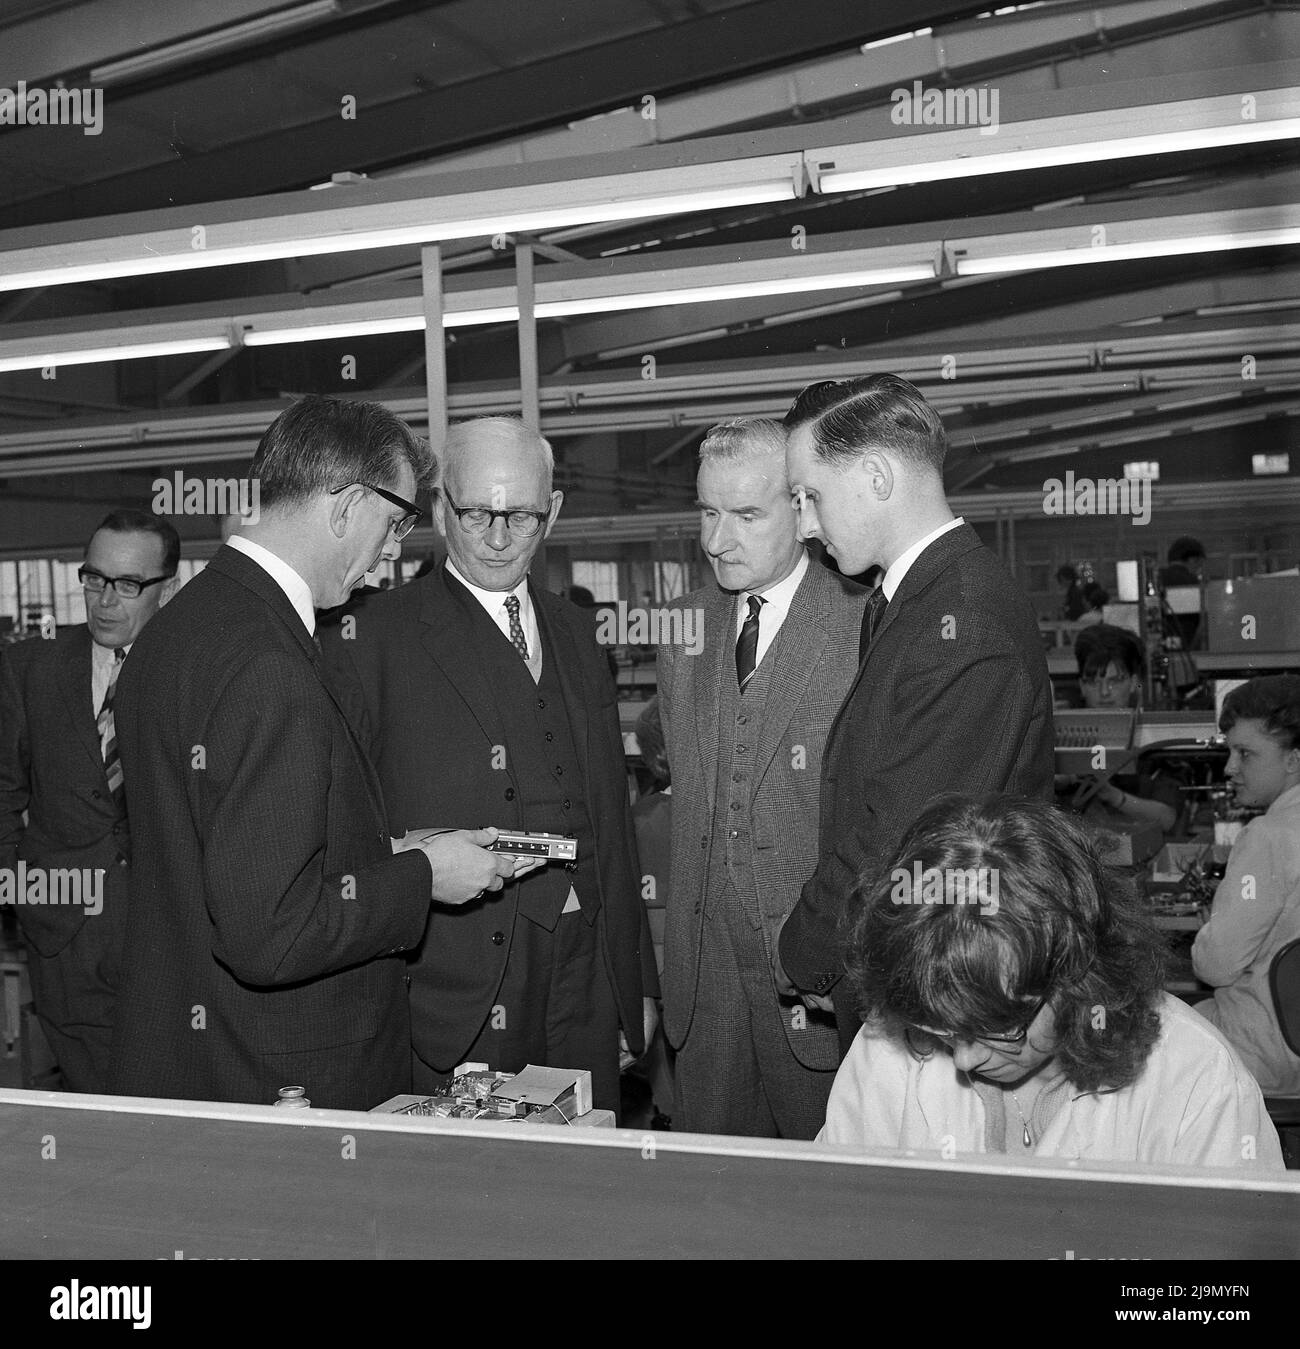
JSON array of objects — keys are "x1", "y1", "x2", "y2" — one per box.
[
  {"x1": 58, "y1": 627, "x2": 107, "y2": 775},
  {"x1": 752, "y1": 559, "x2": 829, "y2": 790},
  {"x1": 693, "y1": 585, "x2": 731, "y2": 817}
]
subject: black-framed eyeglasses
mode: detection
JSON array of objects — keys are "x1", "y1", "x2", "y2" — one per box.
[
  {"x1": 911, "y1": 991, "x2": 1051, "y2": 1049},
  {"x1": 329, "y1": 481, "x2": 422, "y2": 540},
  {"x1": 78, "y1": 567, "x2": 173, "y2": 599},
  {"x1": 441, "y1": 485, "x2": 550, "y2": 539}
]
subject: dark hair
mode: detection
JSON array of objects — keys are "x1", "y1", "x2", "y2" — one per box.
[
  {"x1": 1219, "y1": 674, "x2": 1300, "y2": 751},
  {"x1": 1167, "y1": 536, "x2": 1205, "y2": 564},
  {"x1": 568, "y1": 585, "x2": 597, "y2": 608},
  {"x1": 636, "y1": 697, "x2": 670, "y2": 788},
  {"x1": 90, "y1": 508, "x2": 180, "y2": 576},
  {"x1": 1081, "y1": 581, "x2": 1109, "y2": 611},
  {"x1": 1056, "y1": 564, "x2": 1078, "y2": 584},
  {"x1": 1074, "y1": 623, "x2": 1144, "y2": 680},
  {"x1": 844, "y1": 795, "x2": 1166, "y2": 1094},
  {"x1": 249, "y1": 395, "x2": 435, "y2": 513},
  {"x1": 783, "y1": 373, "x2": 947, "y2": 473}
]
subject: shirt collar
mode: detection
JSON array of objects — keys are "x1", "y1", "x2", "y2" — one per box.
[
  {"x1": 445, "y1": 557, "x2": 530, "y2": 617},
  {"x1": 882, "y1": 517, "x2": 964, "y2": 601},
  {"x1": 225, "y1": 535, "x2": 317, "y2": 637},
  {"x1": 738, "y1": 549, "x2": 808, "y2": 623}
]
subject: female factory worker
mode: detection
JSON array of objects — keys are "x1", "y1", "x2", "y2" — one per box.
[
  {"x1": 1066, "y1": 623, "x2": 1181, "y2": 835},
  {"x1": 1193, "y1": 675, "x2": 1300, "y2": 1095},
  {"x1": 818, "y1": 795, "x2": 1283, "y2": 1170}
]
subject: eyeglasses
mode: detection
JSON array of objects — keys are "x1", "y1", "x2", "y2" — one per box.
[
  {"x1": 441, "y1": 485, "x2": 549, "y2": 538},
  {"x1": 78, "y1": 567, "x2": 173, "y2": 599},
  {"x1": 911, "y1": 991, "x2": 1050, "y2": 1049},
  {"x1": 329, "y1": 481, "x2": 422, "y2": 539}
]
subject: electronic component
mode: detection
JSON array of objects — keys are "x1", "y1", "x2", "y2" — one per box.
[{"x1": 489, "y1": 830, "x2": 577, "y2": 862}]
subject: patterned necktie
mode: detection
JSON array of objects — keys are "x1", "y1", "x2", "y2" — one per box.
[
  {"x1": 97, "y1": 647, "x2": 126, "y2": 811},
  {"x1": 859, "y1": 586, "x2": 889, "y2": 663},
  {"x1": 735, "y1": 594, "x2": 764, "y2": 690},
  {"x1": 504, "y1": 593, "x2": 530, "y2": 663}
]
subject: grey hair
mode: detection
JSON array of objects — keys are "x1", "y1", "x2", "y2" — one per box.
[
  {"x1": 440, "y1": 416, "x2": 554, "y2": 489},
  {"x1": 697, "y1": 417, "x2": 787, "y2": 465}
]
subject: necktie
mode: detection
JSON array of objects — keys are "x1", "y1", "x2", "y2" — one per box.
[
  {"x1": 859, "y1": 587, "x2": 889, "y2": 663},
  {"x1": 505, "y1": 593, "x2": 530, "y2": 663},
  {"x1": 98, "y1": 647, "x2": 126, "y2": 811},
  {"x1": 735, "y1": 594, "x2": 764, "y2": 690}
]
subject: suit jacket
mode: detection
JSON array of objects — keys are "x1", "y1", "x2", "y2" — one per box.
[
  {"x1": 657, "y1": 557, "x2": 867, "y2": 1068},
  {"x1": 320, "y1": 564, "x2": 657, "y2": 1071},
  {"x1": 0, "y1": 627, "x2": 130, "y2": 957},
  {"x1": 779, "y1": 523, "x2": 1055, "y2": 1011},
  {"x1": 109, "y1": 546, "x2": 433, "y2": 1109}
]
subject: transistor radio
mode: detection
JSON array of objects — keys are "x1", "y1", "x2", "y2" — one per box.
[{"x1": 489, "y1": 830, "x2": 577, "y2": 862}]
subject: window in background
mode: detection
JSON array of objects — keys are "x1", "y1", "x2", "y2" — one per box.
[
  {"x1": 572, "y1": 561, "x2": 619, "y2": 603},
  {"x1": 652, "y1": 561, "x2": 688, "y2": 602}
]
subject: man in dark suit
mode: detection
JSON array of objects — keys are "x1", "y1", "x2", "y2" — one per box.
[
  {"x1": 774, "y1": 374, "x2": 1055, "y2": 1052},
  {"x1": 110, "y1": 395, "x2": 518, "y2": 1110},
  {"x1": 657, "y1": 418, "x2": 865, "y2": 1137},
  {"x1": 323, "y1": 416, "x2": 658, "y2": 1116},
  {"x1": 0, "y1": 509, "x2": 179, "y2": 1092}
]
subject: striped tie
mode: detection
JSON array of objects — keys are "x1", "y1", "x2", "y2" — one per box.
[
  {"x1": 735, "y1": 594, "x2": 764, "y2": 690},
  {"x1": 858, "y1": 586, "x2": 889, "y2": 663},
  {"x1": 98, "y1": 647, "x2": 126, "y2": 811},
  {"x1": 505, "y1": 593, "x2": 530, "y2": 662}
]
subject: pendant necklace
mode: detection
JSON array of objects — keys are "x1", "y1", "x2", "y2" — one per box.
[{"x1": 1010, "y1": 1091, "x2": 1033, "y2": 1148}]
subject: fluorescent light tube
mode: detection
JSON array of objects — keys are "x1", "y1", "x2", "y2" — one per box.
[
  {"x1": 0, "y1": 336, "x2": 229, "y2": 373},
  {"x1": 955, "y1": 226, "x2": 1300, "y2": 274}
]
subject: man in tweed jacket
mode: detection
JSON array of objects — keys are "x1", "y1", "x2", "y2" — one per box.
[{"x1": 657, "y1": 418, "x2": 867, "y2": 1138}]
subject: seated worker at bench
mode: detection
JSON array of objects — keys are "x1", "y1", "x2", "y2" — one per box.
[
  {"x1": 1057, "y1": 623, "x2": 1181, "y2": 836},
  {"x1": 818, "y1": 794, "x2": 1283, "y2": 1171},
  {"x1": 1193, "y1": 674, "x2": 1300, "y2": 1096}
]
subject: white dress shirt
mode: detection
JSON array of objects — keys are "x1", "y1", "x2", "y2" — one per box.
[
  {"x1": 445, "y1": 559, "x2": 541, "y2": 675},
  {"x1": 733, "y1": 549, "x2": 809, "y2": 671},
  {"x1": 881, "y1": 517, "x2": 964, "y2": 601},
  {"x1": 226, "y1": 535, "x2": 317, "y2": 638}
]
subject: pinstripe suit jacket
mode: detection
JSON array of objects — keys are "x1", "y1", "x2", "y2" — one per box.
[{"x1": 657, "y1": 555, "x2": 867, "y2": 1068}]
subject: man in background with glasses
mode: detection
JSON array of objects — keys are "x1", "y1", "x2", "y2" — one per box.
[
  {"x1": 0, "y1": 509, "x2": 179, "y2": 1092},
  {"x1": 109, "y1": 396, "x2": 518, "y2": 1110},
  {"x1": 323, "y1": 416, "x2": 658, "y2": 1118}
]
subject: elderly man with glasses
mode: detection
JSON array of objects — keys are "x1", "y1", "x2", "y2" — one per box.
[
  {"x1": 0, "y1": 508, "x2": 179, "y2": 1092},
  {"x1": 322, "y1": 416, "x2": 658, "y2": 1118}
]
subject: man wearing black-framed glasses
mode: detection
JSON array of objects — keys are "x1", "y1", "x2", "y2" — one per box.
[
  {"x1": 322, "y1": 415, "x2": 660, "y2": 1118},
  {"x1": 0, "y1": 508, "x2": 179, "y2": 1093},
  {"x1": 108, "y1": 395, "x2": 519, "y2": 1111}
]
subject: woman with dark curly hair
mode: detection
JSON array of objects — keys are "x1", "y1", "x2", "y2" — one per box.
[{"x1": 818, "y1": 795, "x2": 1282, "y2": 1170}]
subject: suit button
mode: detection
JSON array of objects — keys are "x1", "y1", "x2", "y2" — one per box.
[
  {"x1": 729, "y1": 802, "x2": 739, "y2": 811},
  {"x1": 545, "y1": 732, "x2": 554, "y2": 742},
  {"x1": 737, "y1": 714, "x2": 748, "y2": 725},
  {"x1": 505, "y1": 787, "x2": 516, "y2": 801},
  {"x1": 404, "y1": 975, "x2": 412, "y2": 989},
  {"x1": 491, "y1": 931, "x2": 505, "y2": 946},
  {"x1": 555, "y1": 765, "x2": 563, "y2": 776},
  {"x1": 736, "y1": 744, "x2": 748, "y2": 753},
  {"x1": 700, "y1": 835, "x2": 708, "y2": 849},
  {"x1": 91, "y1": 790, "x2": 103, "y2": 800},
  {"x1": 732, "y1": 773, "x2": 742, "y2": 783},
  {"x1": 562, "y1": 799, "x2": 571, "y2": 810},
  {"x1": 693, "y1": 902, "x2": 702, "y2": 915},
  {"x1": 537, "y1": 698, "x2": 546, "y2": 710}
]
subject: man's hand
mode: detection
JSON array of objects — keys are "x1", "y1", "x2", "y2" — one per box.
[
  {"x1": 772, "y1": 938, "x2": 835, "y2": 1014},
  {"x1": 618, "y1": 997, "x2": 661, "y2": 1070},
  {"x1": 406, "y1": 826, "x2": 518, "y2": 906}
]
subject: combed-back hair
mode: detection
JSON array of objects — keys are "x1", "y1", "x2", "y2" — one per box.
[
  {"x1": 845, "y1": 794, "x2": 1166, "y2": 1094},
  {"x1": 249, "y1": 394, "x2": 434, "y2": 512},
  {"x1": 698, "y1": 417, "x2": 787, "y2": 464},
  {"x1": 782, "y1": 373, "x2": 947, "y2": 472},
  {"x1": 91, "y1": 508, "x2": 180, "y2": 576},
  {"x1": 441, "y1": 416, "x2": 554, "y2": 491},
  {"x1": 1219, "y1": 674, "x2": 1300, "y2": 751}
]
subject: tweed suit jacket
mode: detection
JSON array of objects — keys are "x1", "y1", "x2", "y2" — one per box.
[
  {"x1": 779, "y1": 523, "x2": 1055, "y2": 1023},
  {"x1": 657, "y1": 555, "x2": 867, "y2": 1068},
  {"x1": 0, "y1": 626, "x2": 131, "y2": 957},
  {"x1": 109, "y1": 546, "x2": 433, "y2": 1109},
  {"x1": 320, "y1": 563, "x2": 657, "y2": 1072}
]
